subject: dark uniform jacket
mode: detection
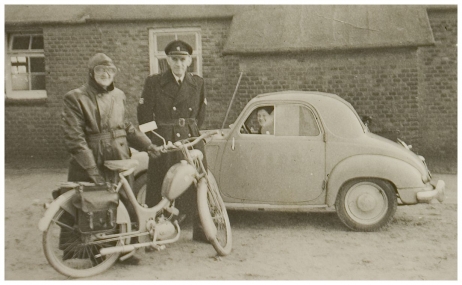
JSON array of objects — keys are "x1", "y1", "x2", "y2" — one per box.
[
  {"x1": 62, "y1": 77, "x2": 151, "y2": 182},
  {"x1": 137, "y1": 71, "x2": 206, "y2": 143},
  {"x1": 137, "y1": 70, "x2": 206, "y2": 208}
]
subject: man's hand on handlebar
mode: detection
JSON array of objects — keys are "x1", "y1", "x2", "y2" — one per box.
[{"x1": 147, "y1": 144, "x2": 162, "y2": 159}]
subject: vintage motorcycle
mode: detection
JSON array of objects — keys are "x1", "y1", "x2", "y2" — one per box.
[{"x1": 38, "y1": 123, "x2": 232, "y2": 278}]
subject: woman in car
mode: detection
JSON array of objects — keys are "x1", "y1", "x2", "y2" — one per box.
[{"x1": 256, "y1": 106, "x2": 274, "y2": 135}]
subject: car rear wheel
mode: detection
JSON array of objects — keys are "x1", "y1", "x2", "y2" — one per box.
[{"x1": 335, "y1": 178, "x2": 397, "y2": 232}]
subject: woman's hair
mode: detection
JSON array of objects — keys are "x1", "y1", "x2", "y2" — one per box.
[{"x1": 256, "y1": 106, "x2": 274, "y2": 115}]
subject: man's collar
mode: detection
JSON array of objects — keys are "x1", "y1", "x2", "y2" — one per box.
[{"x1": 171, "y1": 71, "x2": 185, "y2": 83}]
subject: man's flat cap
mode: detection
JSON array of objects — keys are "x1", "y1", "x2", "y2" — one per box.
[{"x1": 165, "y1": 40, "x2": 193, "y2": 56}]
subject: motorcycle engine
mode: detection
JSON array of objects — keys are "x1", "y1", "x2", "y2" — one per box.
[{"x1": 153, "y1": 216, "x2": 176, "y2": 241}]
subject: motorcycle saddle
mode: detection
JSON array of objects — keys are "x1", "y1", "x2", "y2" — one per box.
[{"x1": 104, "y1": 159, "x2": 139, "y2": 172}]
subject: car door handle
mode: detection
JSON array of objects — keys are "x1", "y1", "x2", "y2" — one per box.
[{"x1": 231, "y1": 137, "x2": 235, "y2": 151}]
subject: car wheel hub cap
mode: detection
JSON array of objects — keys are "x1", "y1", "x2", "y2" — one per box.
[
  {"x1": 345, "y1": 182, "x2": 388, "y2": 224},
  {"x1": 356, "y1": 194, "x2": 376, "y2": 212}
]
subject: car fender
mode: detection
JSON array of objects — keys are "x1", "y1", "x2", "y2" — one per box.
[
  {"x1": 38, "y1": 190, "x2": 131, "y2": 232},
  {"x1": 326, "y1": 155, "x2": 423, "y2": 206}
]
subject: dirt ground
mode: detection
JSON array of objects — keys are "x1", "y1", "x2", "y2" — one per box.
[{"x1": 3, "y1": 166, "x2": 458, "y2": 280}]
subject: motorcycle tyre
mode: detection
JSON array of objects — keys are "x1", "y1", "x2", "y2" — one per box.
[
  {"x1": 42, "y1": 193, "x2": 131, "y2": 278},
  {"x1": 197, "y1": 170, "x2": 232, "y2": 256}
]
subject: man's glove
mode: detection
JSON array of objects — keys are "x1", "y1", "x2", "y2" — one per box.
[
  {"x1": 87, "y1": 167, "x2": 105, "y2": 185},
  {"x1": 147, "y1": 144, "x2": 162, "y2": 159}
]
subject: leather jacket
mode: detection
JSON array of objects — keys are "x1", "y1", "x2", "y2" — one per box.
[{"x1": 62, "y1": 77, "x2": 151, "y2": 182}]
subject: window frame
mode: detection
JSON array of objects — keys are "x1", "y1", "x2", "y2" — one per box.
[
  {"x1": 148, "y1": 28, "x2": 202, "y2": 76},
  {"x1": 240, "y1": 103, "x2": 322, "y2": 137},
  {"x1": 5, "y1": 32, "x2": 47, "y2": 100}
]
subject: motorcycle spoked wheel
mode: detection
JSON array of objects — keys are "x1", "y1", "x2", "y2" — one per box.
[
  {"x1": 42, "y1": 196, "x2": 131, "y2": 278},
  {"x1": 197, "y1": 170, "x2": 232, "y2": 256}
]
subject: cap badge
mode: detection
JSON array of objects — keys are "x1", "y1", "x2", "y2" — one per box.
[{"x1": 176, "y1": 46, "x2": 181, "y2": 51}]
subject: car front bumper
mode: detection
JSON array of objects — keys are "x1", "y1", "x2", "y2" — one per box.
[
  {"x1": 398, "y1": 180, "x2": 445, "y2": 204},
  {"x1": 416, "y1": 180, "x2": 445, "y2": 203}
]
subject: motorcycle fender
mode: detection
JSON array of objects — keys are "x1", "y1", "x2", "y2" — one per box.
[
  {"x1": 38, "y1": 190, "x2": 130, "y2": 232},
  {"x1": 38, "y1": 191, "x2": 75, "y2": 232}
]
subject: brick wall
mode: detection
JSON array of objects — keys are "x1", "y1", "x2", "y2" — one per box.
[
  {"x1": 222, "y1": 48, "x2": 421, "y2": 149},
  {"x1": 418, "y1": 9, "x2": 457, "y2": 159},
  {"x1": 4, "y1": 8, "x2": 457, "y2": 161},
  {"x1": 5, "y1": 19, "x2": 232, "y2": 160}
]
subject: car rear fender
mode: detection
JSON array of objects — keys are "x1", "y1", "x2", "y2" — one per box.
[{"x1": 326, "y1": 155, "x2": 423, "y2": 206}]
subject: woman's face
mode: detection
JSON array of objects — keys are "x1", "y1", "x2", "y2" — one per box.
[{"x1": 257, "y1": 109, "x2": 272, "y2": 127}]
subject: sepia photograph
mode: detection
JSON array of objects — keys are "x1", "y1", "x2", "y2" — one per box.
[{"x1": 3, "y1": 2, "x2": 458, "y2": 280}]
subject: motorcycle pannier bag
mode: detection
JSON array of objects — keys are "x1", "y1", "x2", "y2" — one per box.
[{"x1": 72, "y1": 182, "x2": 119, "y2": 233}]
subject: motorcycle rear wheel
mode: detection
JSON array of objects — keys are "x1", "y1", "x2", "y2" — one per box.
[
  {"x1": 197, "y1": 170, "x2": 232, "y2": 256},
  {"x1": 42, "y1": 195, "x2": 131, "y2": 278}
]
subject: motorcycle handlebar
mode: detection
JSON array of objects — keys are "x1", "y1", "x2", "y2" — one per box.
[{"x1": 156, "y1": 130, "x2": 218, "y2": 153}]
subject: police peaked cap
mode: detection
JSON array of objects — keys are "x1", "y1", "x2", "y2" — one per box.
[{"x1": 164, "y1": 40, "x2": 193, "y2": 56}]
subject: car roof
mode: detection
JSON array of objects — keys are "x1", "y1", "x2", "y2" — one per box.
[{"x1": 253, "y1": 90, "x2": 352, "y2": 107}]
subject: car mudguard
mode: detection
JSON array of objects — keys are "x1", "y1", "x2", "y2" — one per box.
[{"x1": 326, "y1": 155, "x2": 424, "y2": 206}]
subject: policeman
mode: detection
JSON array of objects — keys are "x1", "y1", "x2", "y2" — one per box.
[{"x1": 137, "y1": 40, "x2": 207, "y2": 242}]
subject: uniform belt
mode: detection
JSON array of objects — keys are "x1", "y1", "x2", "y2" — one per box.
[
  {"x1": 157, "y1": 118, "x2": 196, "y2": 127},
  {"x1": 87, "y1": 129, "x2": 127, "y2": 142}
]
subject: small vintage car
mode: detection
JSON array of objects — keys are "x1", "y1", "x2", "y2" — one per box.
[{"x1": 134, "y1": 91, "x2": 445, "y2": 232}]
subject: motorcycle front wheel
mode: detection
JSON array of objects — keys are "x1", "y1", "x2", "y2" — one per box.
[
  {"x1": 197, "y1": 170, "x2": 232, "y2": 256},
  {"x1": 42, "y1": 194, "x2": 131, "y2": 278}
]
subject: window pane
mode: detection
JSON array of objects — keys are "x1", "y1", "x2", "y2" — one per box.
[
  {"x1": 12, "y1": 74, "x2": 29, "y2": 90},
  {"x1": 157, "y1": 35, "x2": 176, "y2": 52},
  {"x1": 299, "y1": 107, "x2": 320, "y2": 136},
  {"x1": 30, "y1": 57, "x2": 45, "y2": 72},
  {"x1": 275, "y1": 105, "x2": 300, "y2": 136},
  {"x1": 158, "y1": 58, "x2": 169, "y2": 73},
  {"x1": 187, "y1": 58, "x2": 197, "y2": 73},
  {"x1": 177, "y1": 34, "x2": 196, "y2": 50},
  {"x1": 31, "y1": 36, "x2": 44, "y2": 49},
  {"x1": 31, "y1": 74, "x2": 46, "y2": 90},
  {"x1": 12, "y1": 36, "x2": 30, "y2": 50}
]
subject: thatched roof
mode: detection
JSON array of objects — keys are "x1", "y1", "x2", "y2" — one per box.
[
  {"x1": 5, "y1": 5, "x2": 240, "y2": 24},
  {"x1": 6, "y1": 5, "x2": 437, "y2": 53},
  {"x1": 223, "y1": 5, "x2": 435, "y2": 53}
]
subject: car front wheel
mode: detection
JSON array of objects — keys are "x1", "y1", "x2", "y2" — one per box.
[{"x1": 335, "y1": 178, "x2": 397, "y2": 232}]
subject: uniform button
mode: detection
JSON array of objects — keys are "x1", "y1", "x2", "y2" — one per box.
[
  {"x1": 176, "y1": 133, "x2": 181, "y2": 137},
  {"x1": 189, "y1": 108, "x2": 192, "y2": 111},
  {"x1": 173, "y1": 107, "x2": 177, "y2": 111},
  {"x1": 188, "y1": 133, "x2": 191, "y2": 137}
]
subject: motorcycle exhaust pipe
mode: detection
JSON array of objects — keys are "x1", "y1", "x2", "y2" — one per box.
[{"x1": 98, "y1": 244, "x2": 138, "y2": 256}]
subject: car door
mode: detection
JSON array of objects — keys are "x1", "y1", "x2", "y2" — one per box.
[{"x1": 219, "y1": 103, "x2": 326, "y2": 204}]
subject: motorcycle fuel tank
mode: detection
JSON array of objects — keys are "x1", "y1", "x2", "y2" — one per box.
[{"x1": 161, "y1": 160, "x2": 196, "y2": 200}]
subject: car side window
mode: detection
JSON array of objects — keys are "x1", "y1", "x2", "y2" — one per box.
[
  {"x1": 240, "y1": 105, "x2": 274, "y2": 135},
  {"x1": 275, "y1": 104, "x2": 320, "y2": 136}
]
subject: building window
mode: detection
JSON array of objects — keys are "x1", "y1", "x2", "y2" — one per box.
[
  {"x1": 149, "y1": 28, "x2": 202, "y2": 76},
  {"x1": 5, "y1": 32, "x2": 47, "y2": 100}
]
